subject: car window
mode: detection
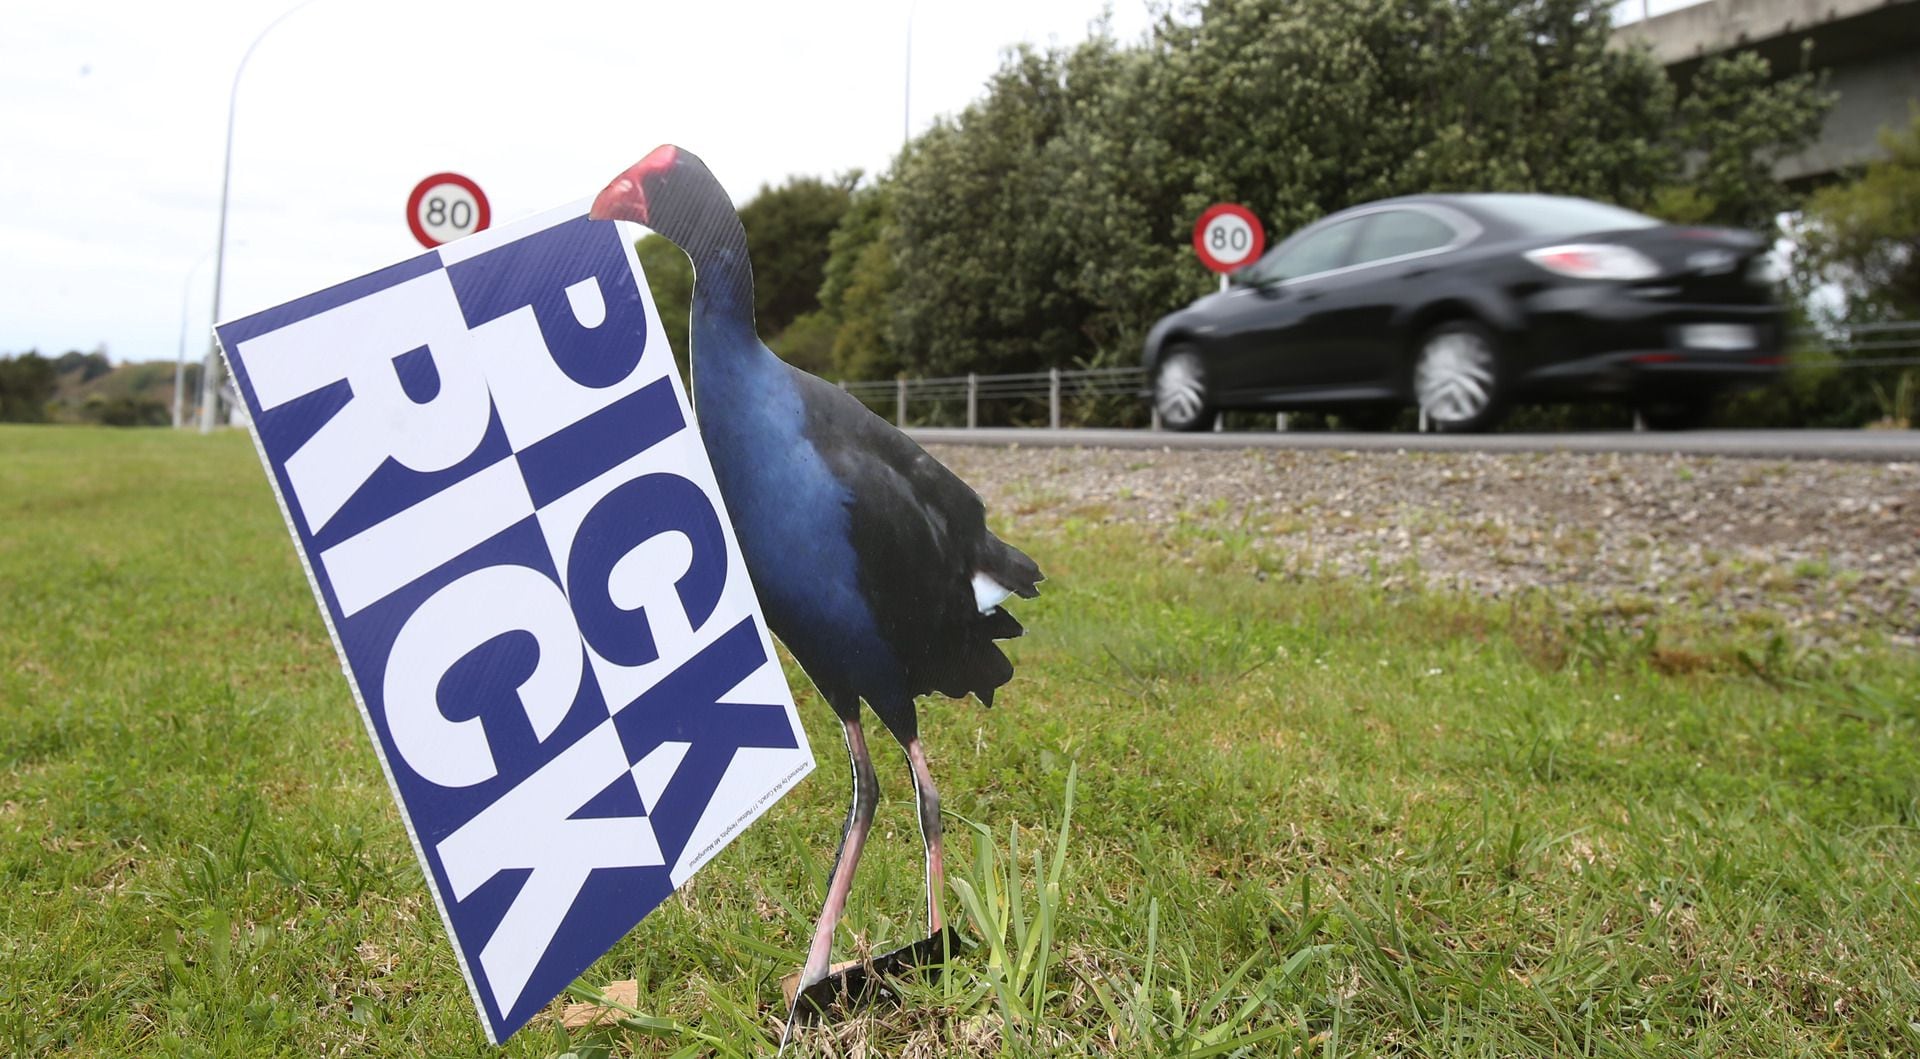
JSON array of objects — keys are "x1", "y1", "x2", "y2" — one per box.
[
  {"x1": 1459, "y1": 194, "x2": 1660, "y2": 237},
  {"x1": 1251, "y1": 219, "x2": 1360, "y2": 283},
  {"x1": 1350, "y1": 210, "x2": 1457, "y2": 264}
]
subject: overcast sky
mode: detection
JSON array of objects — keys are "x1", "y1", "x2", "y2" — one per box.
[
  {"x1": 6, "y1": 0, "x2": 1704, "y2": 366},
  {"x1": 4, "y1": 0, "x2": 1162, "y2": 364}
]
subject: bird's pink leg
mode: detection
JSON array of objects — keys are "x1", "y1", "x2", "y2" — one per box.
[
  {"x1": 798, "y1": 717, "x2": 878, "y2": 992},
  {"x1": 905, "y1": 737, "x2": 945, "y2": 934}
]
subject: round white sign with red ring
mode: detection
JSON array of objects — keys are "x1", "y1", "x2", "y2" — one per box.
[
  {"x1": 407, "y1": 172, "x2": 491, "y2": 249},
  {"x1": 1192, "y1": 203, "x2": 1265, "y2": 273}
]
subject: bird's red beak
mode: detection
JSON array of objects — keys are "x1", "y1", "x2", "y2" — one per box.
[{"x1": 590, "y1": 144, "x2": 680, "y2": 225}]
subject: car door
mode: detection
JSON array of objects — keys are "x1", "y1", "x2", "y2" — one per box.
[
  {"x1": 1318, "y1": 207, "x2": 1469, "y2": 387},
  {"x1": 1208, "y1": 217, "x2": 1363, "y2": 394}
]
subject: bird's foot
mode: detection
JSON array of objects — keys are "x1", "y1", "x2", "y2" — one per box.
[{"x1": 776, "y1": 925, "x2": 970, "y2": 1040}]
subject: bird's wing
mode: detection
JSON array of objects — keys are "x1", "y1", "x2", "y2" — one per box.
[{"x1": 790, "y1": 364, "x2": 1040, "y2": 707}]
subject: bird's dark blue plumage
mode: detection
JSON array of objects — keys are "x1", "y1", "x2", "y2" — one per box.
[
  {"x1": 591, "y1": 146, "x2": 1040, "y2": 1028},
  {"x1": 672, "y1": 197, "x2": 1039, "y2": 744}
]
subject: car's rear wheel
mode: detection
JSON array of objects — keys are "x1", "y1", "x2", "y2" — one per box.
[
  {"x1": 1414, "y1": 321, "x2": 1506, "y2": 433},
  {"x1": 1154, "y1": 347, "x2": 1213, "y2": 432},
  {"x1": 1636, "y1": 395, "x2": 1715, "y2": 431}
]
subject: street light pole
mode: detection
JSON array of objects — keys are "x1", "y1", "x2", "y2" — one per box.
[
  {"x1": 175, "y1": 249, "x2": 214, "y2": 429},
  {"x1": 903, "y1": 1, "x2": 915, "y2": 146},
  {"x1": 200, "y1": 0, "x2": 322, "y2": 433}
]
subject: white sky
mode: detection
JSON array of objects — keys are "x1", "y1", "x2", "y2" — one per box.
[
  {"x1": 3, "y1": 0, "x2": 1155, "y2": 364},
  {"x1": 5, "y1": 0, "x2": 1714, "y2": 366}
]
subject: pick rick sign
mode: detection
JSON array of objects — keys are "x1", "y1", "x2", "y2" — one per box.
[{"x1": 214, "y1": 203, "x2": 814, "y2": 1042}]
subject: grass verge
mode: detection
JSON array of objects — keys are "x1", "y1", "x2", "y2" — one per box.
[{"x1": 3, "y1": 424, "x2": 1918, "y2": 1056}]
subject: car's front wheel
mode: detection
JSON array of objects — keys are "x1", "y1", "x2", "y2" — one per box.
[
  {"x1": 1414, "y1": 320, "x2": 1506, "y2": 433},
  {"x1": 1154, "y1": 347, "x2": 1213, "y2": 432}
]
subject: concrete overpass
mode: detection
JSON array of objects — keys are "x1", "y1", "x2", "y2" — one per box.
[{"x1": 1613, "y1": 0, "x2": 1920, "y2": 181}]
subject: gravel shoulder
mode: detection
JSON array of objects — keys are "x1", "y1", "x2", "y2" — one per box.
[{"x1": 930, "y1": 443, "x2": 1920, "y2": 646}]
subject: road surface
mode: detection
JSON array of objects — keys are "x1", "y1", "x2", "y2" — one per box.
[{"x1": 908, "y1": 427, "x2": 1920, "y2": 462}]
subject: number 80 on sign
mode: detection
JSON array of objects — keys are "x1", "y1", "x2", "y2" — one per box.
[
  {"x1": 407, "y1": 172, "x2": 492, "y2": 249},
  {"x1": 1192, "y1": 202, "x2": 1265, "y2": 274}
]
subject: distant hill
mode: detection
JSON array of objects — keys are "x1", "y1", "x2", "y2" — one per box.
[{"x1": 0, "y1": 349, "x2": 200, "y2": 426}]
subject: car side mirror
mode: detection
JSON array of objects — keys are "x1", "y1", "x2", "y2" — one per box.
[{"x1": 1254, "y1": 280, "x2": 1288, "y2": 299}]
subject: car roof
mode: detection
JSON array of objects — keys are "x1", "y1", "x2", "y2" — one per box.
[
  {"x1": 1317, "y1": 192, "x2": 1652, "y2": 239},
  {"x1": 1340, "y1": 192, "x2": 1594, "y2": 211}
]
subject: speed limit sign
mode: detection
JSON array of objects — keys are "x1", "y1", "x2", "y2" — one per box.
[
  {"x1": 1192, "y1": 203, "x2": 1264, "y2": 273},
  {"x1": 407, "y1": 172, "x2": 491, "y2": 248}
]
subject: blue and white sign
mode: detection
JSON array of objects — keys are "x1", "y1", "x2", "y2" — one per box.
[{"x1": 215, "y1": 203, "x2": 814, "y2": 1042}]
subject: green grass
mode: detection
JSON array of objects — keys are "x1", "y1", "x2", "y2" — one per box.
[{"x1": 3, "y1": 423, "x2": 1919, "y2": 1057}]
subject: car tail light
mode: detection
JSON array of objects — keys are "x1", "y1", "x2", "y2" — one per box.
[
  {"x1": 1524, "y1": 244, "x2": 1662, "y2": 281},
  {"x1": 1745, "y1": 253, "x2": 1783, "y2": 286}
]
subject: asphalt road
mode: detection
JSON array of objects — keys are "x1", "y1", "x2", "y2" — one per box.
[{"x1": 908, "y1": 427, "x2": 1920, "y2": 462}]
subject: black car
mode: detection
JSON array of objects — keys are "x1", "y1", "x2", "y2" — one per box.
[{"x1": 1143, "y1": 194, "x2": 1785, "y2": 432}]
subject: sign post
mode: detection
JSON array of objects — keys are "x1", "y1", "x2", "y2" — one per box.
[
  {"x1": 1192, "y1": 203, "x2": 1265, "y2": 290},
  {"x1": 214, "y1": 201, "x2": 812, "y2": 1043},
  {"x1": 407, "y1": 172, "x2": 492, "y2": 248}
]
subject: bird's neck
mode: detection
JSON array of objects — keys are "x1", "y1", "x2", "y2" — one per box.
[
  {"x1": 690, "y1": 246, "x2": 756, "y2": 336},
  {"x1": 670, "y1": 201, "x2": 757, "y2": 333},
  {"x1": 677, "y1": 212, "x2": 778, "y2": 416}
]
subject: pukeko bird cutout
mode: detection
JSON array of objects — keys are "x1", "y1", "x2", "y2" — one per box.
[{"x1": 589, "y1": 146, "x2": 1042, "y2": 1037}]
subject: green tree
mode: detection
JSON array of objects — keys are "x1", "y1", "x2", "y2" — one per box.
[
  {"x1": 765, "y1": 309, "x2": 839, "y2": 376},
  {"x1": 1656, "y1": 49, "x2": 1832, "y2": 229},
  {"x1": 52, "y1": 348, "x2": 112, "y2": 383},
  {"x1": 635, "y1": 233, "x2": 693, "y2": 382},
  {"x1": 1792, "y1": 108, "x2": 1920, "y2": 324},
  {"x1": 890, "y1": 39, "x2": 1134, "y2": 376},
  {"x1": 738, "y1": 173, "x2": 857, "y2": 339},
  {"x1": 0, "y1": 352, "x2": 56, "y2": 422},
  {"x1": 81, "y1": 395, "x2": 169, "y2": 427},
  {"x1": 819, "y1": 183, "x2": 904, "y2": 380}
]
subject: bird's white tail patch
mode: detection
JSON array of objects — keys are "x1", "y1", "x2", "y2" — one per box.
[{"x1": 971, "y1": 572, "x2": 1014, "y2": 614}]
